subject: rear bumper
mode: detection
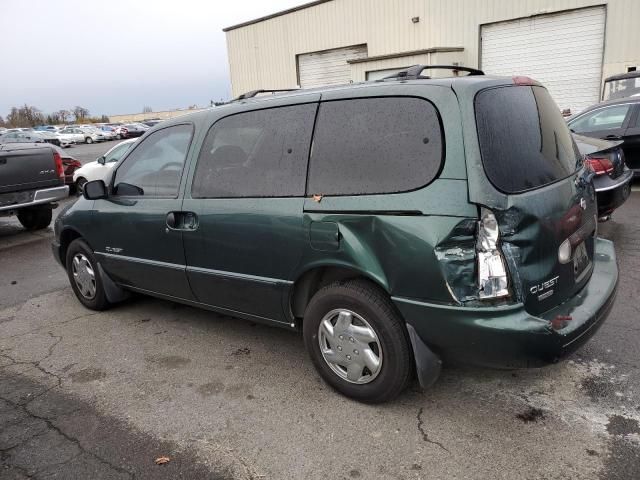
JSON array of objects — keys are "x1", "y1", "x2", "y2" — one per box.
[
  {"x1": 0, "y1": 186, "x2": 68, "y2": 213},
  {"x1": 393, "y1": 238, "x2": 618, "y2": 368},
  {"x1": 594, "y1": 169, "x2": 633, "y2": 217}
]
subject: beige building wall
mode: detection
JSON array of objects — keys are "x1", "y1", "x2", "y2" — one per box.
[
  {"x1": 224, "y1": 0, "x2": 640, "y2": 96},
  {"x1": 109, "y1": 107, "x2": 208, "y2": 123}
]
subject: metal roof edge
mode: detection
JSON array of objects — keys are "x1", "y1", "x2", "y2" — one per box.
[{"x1": 222, "y1": 0, "x2": 334, "y2": 32}]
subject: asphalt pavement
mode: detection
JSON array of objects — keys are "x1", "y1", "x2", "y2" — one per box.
[{"x1": 1, "y1": 146, "x2": 639, "y2": 479}]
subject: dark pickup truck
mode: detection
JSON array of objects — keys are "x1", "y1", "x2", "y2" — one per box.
[{"x1": 0, "y1": 143, "x2": 69, "y2": 230}]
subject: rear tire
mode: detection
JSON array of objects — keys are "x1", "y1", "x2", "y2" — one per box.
[
  {"x1": 85, "y1": 137, "x2": 93, "y2": 144},
  {"x1": 65, "y1": 238, "x2": 111, "y2": 311},
  {"x1": 302, "y1": 279, "x2": 413, "y2": 403},
  {"x1": 17, "y1": 207, "x2": 52, "y2": 231}
]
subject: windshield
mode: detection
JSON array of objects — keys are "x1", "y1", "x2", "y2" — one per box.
[
  {"x1": 603, "y1": 77, "x2": 640, "y2": 101},
  {"x1": 475, "y1": 85, "x2": 582, "y2": 194}
]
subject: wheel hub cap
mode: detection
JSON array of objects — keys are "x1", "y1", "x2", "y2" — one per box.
[
  {"x1": 72, "y1": 253, "x2": 96, "y2": 300},
  {"x1": 318, "y1": 309, "x2": 383, "y2": 384}
]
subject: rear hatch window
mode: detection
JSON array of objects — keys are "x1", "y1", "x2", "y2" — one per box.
[{"x1": 475, "y1": 86, "x2": 582, "y2": 193}]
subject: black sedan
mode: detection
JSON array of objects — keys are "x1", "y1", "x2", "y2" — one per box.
[
  {"x1": 574, "y1": 134, "x2": 633, "y2": 221},
  {"x1": 122, "y1": 123, "x2": 148, "y2": 138},
  {"x1": 568, "y1": 97, "x2": 640, "y2": 176}
]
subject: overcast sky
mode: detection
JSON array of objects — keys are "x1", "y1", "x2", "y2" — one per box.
[{"x1": 1, "y1": 0, "x2": 303, "y2": 118}]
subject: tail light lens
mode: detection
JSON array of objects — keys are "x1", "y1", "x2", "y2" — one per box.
[
  {"x1": 512, "y1": 75, "x2": 541, "y2": 86},
  {"x1": 477, "y1": 208, "x2": 510, "y2": 300},
  {"x1": 53, "y1": 151, "x2": 65, "y2": 180},
  {"x1": 558, "y1": 238, "x2": 572, "y2": 264},
  {"x1": 585, "y1": 156, "x2": 614, "y2": 176}
]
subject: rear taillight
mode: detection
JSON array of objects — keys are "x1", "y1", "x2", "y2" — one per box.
[
  {"x1": 477, "y1": 208, "x2": 510, "y2": 300},
  {"x1": 585, "y1": 156, "x2": 614, "y2": 176},
  {"x1": 53, "y1": 151, "x2": 65, "y2": 179}
]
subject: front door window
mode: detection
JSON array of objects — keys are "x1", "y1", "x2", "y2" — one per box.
[{"x1": 113, "y1": 124, "x2": 192, "y2": 197}]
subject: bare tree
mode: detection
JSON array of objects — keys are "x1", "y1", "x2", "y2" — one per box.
[
  {"x1": 142, "y1": 106, "x2": 153, "y2": 113},
  {"x1": 56, "y1": 109, "x2": 71, "y2": 123},
  {"x1": 6, "y1": 105, "x2": 44, "y2": 127},
  {"x1": 72, "y1": 106, "x2": 89, "y2": 121},
  {"x1": 0, "y1": 115, "x2": 5, "y2": 127}
]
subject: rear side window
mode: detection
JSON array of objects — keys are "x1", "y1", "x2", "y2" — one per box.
[
  {"x1": 192, "y1": 103, "x2": 316, "y2": 198},
  {"x1": 475, "y1": 86, "x2": 580, "y2": 193},
  {"x1": 307, "y1": 97, "x2": 443, "y2": 196},
  {"x1": 569, "y1": 104, "x2": 631, "y2": 133}
]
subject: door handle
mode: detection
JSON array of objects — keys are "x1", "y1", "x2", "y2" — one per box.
[
  {"x1": 166, "y1": 211, "x2": 198, "y2": 231},
  {"x1": 182, "y1": 212, "x2": 198, "y2": 231},
  {"x1": 166, "y1": 212, "x2": 177, "y2": 229},
  {"x1": 605, "y1": 134, "x2": 622, "y2": 140}
]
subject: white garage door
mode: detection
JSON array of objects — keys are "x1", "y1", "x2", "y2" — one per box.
[
  {"x1": 298, "y1": 45, "x2": 367, "y2": 88},
  {"x1": 481, "y1": 7, "x2": 605, "y2": 114}
]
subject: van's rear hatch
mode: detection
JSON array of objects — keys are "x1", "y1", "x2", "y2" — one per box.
[{"x1": 472, "y1": 83, "x2": 597, "y2": 316}]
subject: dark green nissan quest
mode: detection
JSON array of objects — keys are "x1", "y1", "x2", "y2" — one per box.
[{"x1": 53, "y1": 66, "x2": 618, "y2": 403}]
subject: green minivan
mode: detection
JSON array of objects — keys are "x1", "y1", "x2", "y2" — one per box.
[{"x1": 53, "y1": 66, "x2": 618, "y2": 403}]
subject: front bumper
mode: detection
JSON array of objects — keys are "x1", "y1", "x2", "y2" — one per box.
[
  {"x1": 393, "y1": 237, "x2": 618, "y2": 368},
  {"x1": 594, "y1": 169, "x2": 633, "y2": 217},
  {"x1": 51, "y1": 240, "x2": 63, "y2": 267}
]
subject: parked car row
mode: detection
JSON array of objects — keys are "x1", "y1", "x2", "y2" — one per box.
[{"x1": 0, "y1": 121, "x2": 154, "y2": 147}]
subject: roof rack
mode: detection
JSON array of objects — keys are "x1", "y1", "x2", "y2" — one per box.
[
  {"x1": 378, "y1": 64, "x2": 484, "y2": 81},
  {"x1": 233, "y1": 88, "x2": 300, "y2": 101}
]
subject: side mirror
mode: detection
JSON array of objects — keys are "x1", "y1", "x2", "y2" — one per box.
[
  {"x1": 83, "y1": 180, "x2": 108, "y2": 200},
  {"x1": 97, "y1": 156, "x2": 106, "y2": 165}
]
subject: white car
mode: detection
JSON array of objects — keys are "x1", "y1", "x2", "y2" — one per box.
[
  {"x1": 98, "y1": 127, "x2": 117, "y2": 141},
  {"x1": 59, "y1": 127, "x2": 92, "y2": 144},
  {"x1": 53, "y1": 131, "x2": 78, "y2": 147},
  {"x1": 73, "y1": 139, "x2": 137, "y2": 192},
  {"x1": 78, "y1": 127, "x2": 106, "y2": 144}
]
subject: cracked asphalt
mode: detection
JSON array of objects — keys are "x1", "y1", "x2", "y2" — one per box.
[{"x1": 1, "y1": 146, "x2": 639, "y2": 478}]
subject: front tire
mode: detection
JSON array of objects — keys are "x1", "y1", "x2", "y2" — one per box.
[
  {"x1": 65, "y1": 238, "x2": 111, "y2": 310},
  {"x1": 17, "y1": 207, "x2": 52, "y2": 230},
  {"x1": 75, "y1": 177, "x2": 87, "y2": 195},
  {"x1": 303, "y1": 279, "x2": 413, "y2": 403},
  {"x1": 85, "y1": 137, "x2": 93, "y2": 144}
]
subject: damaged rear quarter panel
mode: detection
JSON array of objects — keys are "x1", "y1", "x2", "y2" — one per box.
[
  {"x1": 300, "y1": 212, "x2": 475, "y2": 303},
  {"x1": 298, "y1": 180, "x2": 478, "y2": 304}
]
